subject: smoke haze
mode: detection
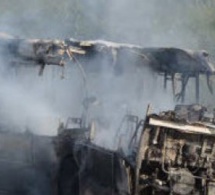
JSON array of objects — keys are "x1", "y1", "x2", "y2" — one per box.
[
  {"x1": 0, "y1": 1, "x2": 215, "y2": 194},
  {"x1": 0, "y1": 0, "x2": 214, "y2": 142}
]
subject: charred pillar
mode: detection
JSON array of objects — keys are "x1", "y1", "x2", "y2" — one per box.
[{"x1": 195, "y1": 73, "x2": 200, "y2": 103}]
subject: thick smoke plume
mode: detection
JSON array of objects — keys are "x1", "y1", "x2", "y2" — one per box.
[
  {"x1": 0, "y1": 1, "x2": 214, "y2": 194},
  {"x1": 0, "y1": 0, "x2": 214, "y2": 143},
  {"x1": 0, "y1": 1, "x2": 175, "y2": 134}
]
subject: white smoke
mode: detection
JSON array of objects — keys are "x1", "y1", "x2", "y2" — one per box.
[
  {"x1": 0, "y1": 0, "x2": 214, "y2": 145},
  {"x1": 0, "y1": 1, "x2": 215, "y2": 194}
]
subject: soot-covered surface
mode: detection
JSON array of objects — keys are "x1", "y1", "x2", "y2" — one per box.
[{"x1": 0, "y1": 130, "x2": 56, "y2": 195}]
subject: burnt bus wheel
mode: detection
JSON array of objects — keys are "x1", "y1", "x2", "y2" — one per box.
[{"x1": 57, "y1": 155, "x2": 79, "y2": 195}]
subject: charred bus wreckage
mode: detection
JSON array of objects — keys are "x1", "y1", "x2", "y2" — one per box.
[
  {"x1": 0, "y1": 34, "x2": 215, "y2": 194},
  {"x1": 53, "y1": 104, "x2": 215, "y2": 195},
  {"x1": 0, "y1": 34, "x2": 215, "y2": 102},
  {"x1": 1, "y1": 104, "x2": 215, "y2": 194}
]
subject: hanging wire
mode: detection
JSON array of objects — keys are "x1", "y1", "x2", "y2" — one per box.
[{"x1": 66, "y1": 49, "x2": 89, "y2": 98}]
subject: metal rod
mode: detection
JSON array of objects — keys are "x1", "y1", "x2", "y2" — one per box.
[
  {"x1": 181, "y1": 76, "x2": 185, "y2": 103},
  {"x1": 164, "y1": 72, "x2": 167, "y2": 89},
  {"x1": 196, "y1": 73, "x2": 200, "y2": 103},
  {"x1": 171, "y1": 73, "x2": 176, "y2": 96}
]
